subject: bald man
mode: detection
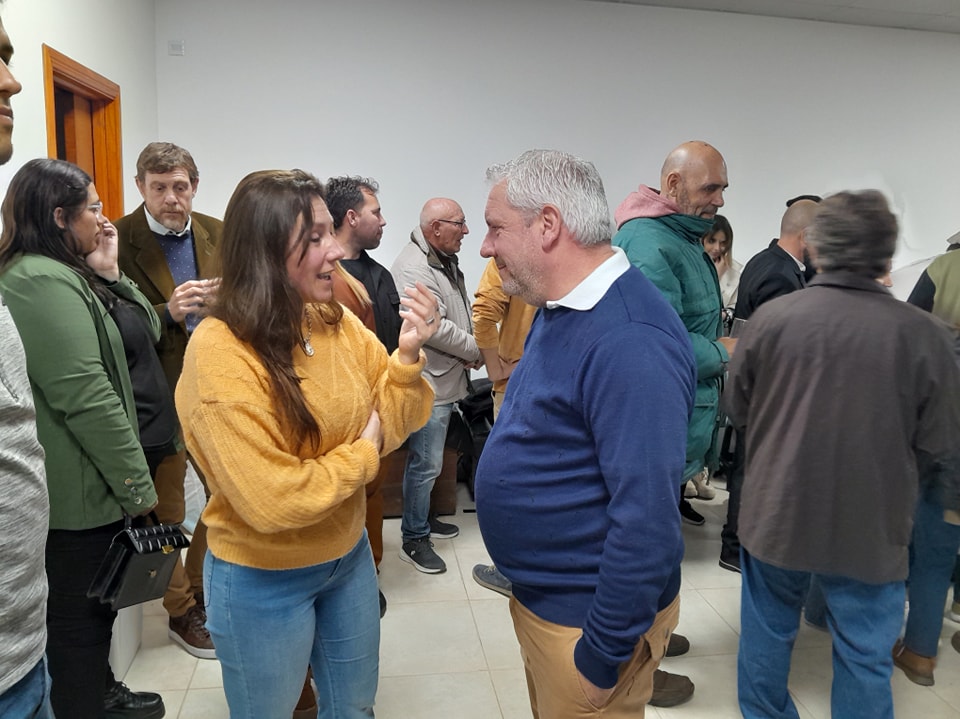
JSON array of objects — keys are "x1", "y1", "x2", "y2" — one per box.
[
  {"x1": 733, "y1": 199, "x2": 820, "y2": 323},
  {"x1": 391, "y1": 199, "x2": 482, "y2": 575},
  {"x1": 610, "y1": 141, "x2": 733, "y2": 707}
]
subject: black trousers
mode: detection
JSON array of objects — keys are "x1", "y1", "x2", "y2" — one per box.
[
  {"x1": 45, "y1": 521, "x2": 123, "y2": 719},
  {"x1": 720, "y1": 430, "x2": 745, "y2": 561}
]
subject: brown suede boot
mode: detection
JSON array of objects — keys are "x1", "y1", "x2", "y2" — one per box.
[
  {"x1": 892, "y1": 639, "x2": 935, "y2": 686},
  {"x1": 293, "y1": 667, "x2": 317, "y2": 719}
]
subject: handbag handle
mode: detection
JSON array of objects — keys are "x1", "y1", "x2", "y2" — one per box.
[{"x1": 123, "y1": 511, "x2": 165, "y2": 529}]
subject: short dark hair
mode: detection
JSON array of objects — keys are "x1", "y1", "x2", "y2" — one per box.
[
  {"x1": 324, "y1": 176, "x2": 379, "y2": 230},
  {"x1": 806, "y1": 190, "x2": 896, "y2": 278},
  {"x1": 786, "y1": 194, "x2": 822, "y2": 207},
  {"x1": 136, "y1": 142, "x2": 199, "y2": 183}
]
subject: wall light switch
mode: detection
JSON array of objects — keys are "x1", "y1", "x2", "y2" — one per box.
[{"x1": 168, "y1": 40, "x2": 186, "y2": 56}]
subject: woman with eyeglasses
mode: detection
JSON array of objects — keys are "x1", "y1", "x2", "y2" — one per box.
[
  {"x1": 176, "y1": 169, "x2": 436, "y2": 718},
  {"x1": 0, "y1": 158, "x2": 168, "y2": 718}
]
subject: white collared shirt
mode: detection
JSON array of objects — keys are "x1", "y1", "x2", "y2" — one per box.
[
  {"x1": 144, "y1": 207, "x2": 193, "y2": 238},
  {"x1": 545, "y1": 246, "x2": 631, "y2": 311}
]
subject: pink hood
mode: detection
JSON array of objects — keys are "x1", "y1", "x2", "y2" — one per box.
[{"x1": 614, "y1": 185, "x2": 681, "y2": 229}]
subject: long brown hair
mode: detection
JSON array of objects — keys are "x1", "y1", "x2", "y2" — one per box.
[{"x1": 214, "y1": 169, "x2": 342, "y2": 451}]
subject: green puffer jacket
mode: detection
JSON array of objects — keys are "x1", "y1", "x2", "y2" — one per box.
[{"x1": 613, "y1": 212, "x2": 727, "y2": 482}]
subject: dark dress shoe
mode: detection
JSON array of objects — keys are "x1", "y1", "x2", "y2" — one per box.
[
  {"x1": 665, "y1": 632, "x2": 690, "y2": 657},
  {"x1": 104, "y1": 681, "x2": 165, "y2": 719},
  {"x1": 649, "y1": 669, "x2": 694, "y2": 707}
]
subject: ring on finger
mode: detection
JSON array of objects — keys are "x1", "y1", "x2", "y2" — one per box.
[{"x1": 426, "y1": 316, "x2": 437, "y2": 326}]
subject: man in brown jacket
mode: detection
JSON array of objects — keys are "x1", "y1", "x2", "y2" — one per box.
[
  {"x1": 724, "y1": 190, "x2": 960, "y2": 719},
  {"x1": 116, "y1": 142, "x2": 221, "y2": 659}
]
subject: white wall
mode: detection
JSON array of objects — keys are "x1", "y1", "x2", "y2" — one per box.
[
  {"x1": 0, "y1": 0, "x2": 158, "y2": 207},
  {"x1": 163, "y1": 0, "x2": 960, "y2": 291},
  {"x1": 0, "y1": 0, "x2": 956, "y2": 289}
]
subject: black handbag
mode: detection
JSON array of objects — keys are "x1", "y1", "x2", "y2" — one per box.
[{"x1": 87, "y1": 512, "x2": 191, "y2": 610}]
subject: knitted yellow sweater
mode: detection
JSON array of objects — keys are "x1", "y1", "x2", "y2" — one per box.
[{"x1": 176, "y1": 306, "x2": 433, "y2": 570}]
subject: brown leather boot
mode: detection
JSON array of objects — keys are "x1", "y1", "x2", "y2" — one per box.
[
  {"x1": 892, "y1": 639, "x2": 935, "y2": 686},
  {"x1": 293, "y1": 667, "x2": 317, "y2": 719}
]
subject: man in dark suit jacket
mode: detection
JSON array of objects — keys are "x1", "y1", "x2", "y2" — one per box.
[
  {"x1": 116, "y1": 142, "x2": 221, "y2": 660},
  {"x1": 733, "y1": 199, "x2": 819, "y2": 322},
  {"x1": 720, "y1": 198, "x2": 820, "y2": 572}
]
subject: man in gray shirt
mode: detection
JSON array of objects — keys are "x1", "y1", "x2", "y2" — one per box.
[{"x1": 0, "y1": 10, "x2": 52, "y2": 718}]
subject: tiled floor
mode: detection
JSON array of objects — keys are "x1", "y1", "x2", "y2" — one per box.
[{"x1": 124, "y1": 485, "x2": 960, "y2": 718}]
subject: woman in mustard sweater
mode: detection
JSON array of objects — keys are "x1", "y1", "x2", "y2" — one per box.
[{"x1": 176, "y1": 169, "x2": 436, "y2": 718}]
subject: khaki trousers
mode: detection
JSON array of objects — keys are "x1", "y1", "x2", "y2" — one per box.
[
  {"x1": 509, "y1": 594, "x2": 680, "y2": 718},
  {"x1": 153, "y1": 449, "x2": 208, "y2": 617}
]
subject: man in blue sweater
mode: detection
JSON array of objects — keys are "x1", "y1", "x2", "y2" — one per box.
[{"x1": 475, "y1": 149, "x2": 696, "y2": 718}]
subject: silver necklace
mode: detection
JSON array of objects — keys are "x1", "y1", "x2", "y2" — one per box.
[{"x1": 302, "y1": 308, "x2": 315, "y2": 357}]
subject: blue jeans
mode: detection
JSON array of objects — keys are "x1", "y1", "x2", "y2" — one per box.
[
  {"x1": 0, "y1": 657, "x2": 54, "y2": 719},
  {"x1": 401, "y1": 403, "x2": 453, "y2": 541},
  {"x1": 203, "y1": 534, "x2": 379, "y2": 719},
  {"x1": 739, "y1": 549, "x2": 903, "y2": 719},
  {"x1": 904, "y1": 494, "x2": 960, "y2": 656}
]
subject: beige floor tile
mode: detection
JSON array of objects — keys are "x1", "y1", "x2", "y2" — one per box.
[
  {"x1": 156, "y1": 689, "x2": 184, "y2": 718},
  {"x1": 673, "y1": 589, "x2": 740, "y2": 657},
  {"x1": 490, "y1": 667, "x2": 532, "y2": 719},
  {"x1": 380, "y1": 600, "x2": 487, "y2": 677},
  {"x1": 447, "y1": 511, "x2": 488, "y2": 550},
  {"x1": 470, "y1": 598, "x2": 523, "y2": 670},
  {"x1": 680, "y1": 538, "x2": 743, "y2": 591},
  {"x1": 189, "y1": 657, "x2": 224, "y2": 689},
  {"x1": 932, "y1": 637, "x2": 960, "y2": 711},
  {"x1": 379, "y1": 519, "x2": 470, "y2": 604},
  {"x1": 696, "y1": 586, "x2": 741, "y2": 634},
  {"x1": 376, "y1": 671, "x2": 501, "y2": 719},
  {"x1": 123, "y1": 636, "x2": 198, "y2": 692}
]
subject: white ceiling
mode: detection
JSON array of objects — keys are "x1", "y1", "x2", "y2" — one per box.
[{"x1": 582, "y1": 0, "x2": 960, "y2": 34}]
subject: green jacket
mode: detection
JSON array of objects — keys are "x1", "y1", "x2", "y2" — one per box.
[
  {"x1": 613, "y1": 214, "x2": 727, "y2": 480},
  {"x1": 0, "y1": 255, "x2": 159, "y2": 529}
]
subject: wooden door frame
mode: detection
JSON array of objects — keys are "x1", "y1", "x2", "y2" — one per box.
[{"x1": 42, "y1": 45, "x2": 124, "y2": 219}]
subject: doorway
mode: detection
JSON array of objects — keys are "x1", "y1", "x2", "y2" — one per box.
[{"x1": 43, "y1": 45, "x2": 123, "y2": 219}]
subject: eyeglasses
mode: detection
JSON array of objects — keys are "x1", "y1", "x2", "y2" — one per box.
[
  {"x1": 437, "y1": 219, "x2": 466, "y2": 228},
  {"x1": 87, "y1": 201, "x2": 104, "y2": 217}
]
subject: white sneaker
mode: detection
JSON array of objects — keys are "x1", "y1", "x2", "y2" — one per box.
[
  {"x1": 688, "y1": 469, "x2": 716, "y2": 500},
  {"x1": 946, "y1": 601, "x2": 960, "y2": 623}
]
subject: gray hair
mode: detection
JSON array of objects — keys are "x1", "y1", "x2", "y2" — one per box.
[
  {"x1": 806, "y1": 190, "x2": 897, "y2": 278},
  {"x1": 485, "y1": 149, "x2": 611, "y2": 247}
]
